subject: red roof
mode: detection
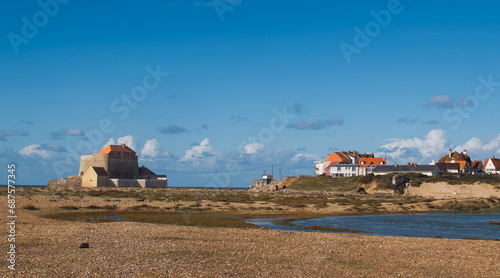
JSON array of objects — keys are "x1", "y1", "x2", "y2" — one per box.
[
  {"x1": 326, "y1": 152, "x2": 351, "y2": 163},
  {"x1": 471, "y1": 161, "x2": 483, "y2": 170},
  {"x1": 359, "y1": 157, "x2": 386, "y2": 168},
  {"x1": 99, "y1": 144, "x2": 136, "y2": 154}
]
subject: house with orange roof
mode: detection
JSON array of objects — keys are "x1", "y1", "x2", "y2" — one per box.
[
  {"x1": 316, "y1": 150, "x2": 386, "y2": 177},
  {"x1": 316, "y1": 151, "x2": 358, "y2": 176},
  {"x1": 326, "y1": 151, "x2": 356, "y2": 164},
  {"x1": 438, "y1": 149, "x2": 472, "y2": 175},
  {"x1": 359, "y1": 156, "x2": 386, "y2": 175},
  {"x1": 484, "y1": 157, "x2": 500, "y2": 174}
]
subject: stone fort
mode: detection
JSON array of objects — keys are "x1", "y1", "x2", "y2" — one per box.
[{"x1": 48, "y1": 144, "x2": 167, "y2": 188}]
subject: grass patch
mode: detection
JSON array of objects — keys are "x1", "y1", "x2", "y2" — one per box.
[
  {"x1": 42, "y1": 211, "x2": 259, "y2": 229},
  {"x1": 439, "y1": 200, "x2": 497, "y2": 212},
  {"x1": 87, "y1": 189, "x2": 143, "y2": 198},
  {"x1": 287, "y1": 175, "x2": 360, "y2": 192}
]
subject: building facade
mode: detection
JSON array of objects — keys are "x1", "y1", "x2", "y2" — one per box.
[
  {"x1": 49, "y1": 144, "x2": 167, "y2": 188},
  {"x1": 438, "y1": 149, "x2": 472, "y2": 174},
  {"x1": 316, "y1": 150, "x2": 386, "y2": 177},
  {"x1": 484, "y1": 158, "x2": 500, "y2": 174}
]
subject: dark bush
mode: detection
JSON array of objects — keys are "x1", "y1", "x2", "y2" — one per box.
[{"x1": 22, "y1": 205, "x2": 39, "y2": 210}]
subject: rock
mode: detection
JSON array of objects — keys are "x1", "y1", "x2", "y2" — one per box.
[
  {"x1": 79, "y1": 243, "x2": 89, "y2": 248},
  {"x1": 356, "y1": 187, "x2": 367, "y2": 194}
]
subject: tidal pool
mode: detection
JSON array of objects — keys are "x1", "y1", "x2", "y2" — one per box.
[{"x1": 248, "y1": 213, "x2": 500, "y2": 240}]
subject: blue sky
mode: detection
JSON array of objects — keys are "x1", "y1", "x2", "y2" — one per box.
[{"x1": 2, "y1": 0, "x2": 500, "y2": 187}]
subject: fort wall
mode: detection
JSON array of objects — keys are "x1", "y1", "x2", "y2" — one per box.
[
  {"x1": 79, "y1": 154, "x2": 108, "y2": 176},
  {"x1": 48, "y1": 176, "x2": 83, "y2": 188},
  {"x1": 108, "y1": 178, "x2": 167, "y2": 188},
  {"x1": 108, "y1": 157, "x2": 139, "y2": 178}
]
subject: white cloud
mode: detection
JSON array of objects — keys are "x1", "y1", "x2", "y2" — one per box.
[
  {"x1": 180, "y1": 138, "x2": 219, "y2": 163},
  {"x1": 161, "y1": 150, "x2": 174, "y2": 158},
  {"x1": 376, "y1": 129, "x2": 448, "y2": 163},
  {"x1": 116, "y1": 135, "x2": 137, "y2": 150},
  {"x1": 292, "y1": 153, "x2": 323, "y2": 162},
  {"x1": 141, "y1": 139, "x2": 160, "y2": 158},
  {"x1": 102, "y1": 135, "x2": 137, "y2": 151},
  {"x1": 117, "y1": 135, "x2": 137, "y2": 151},
  {"x1": 455, "y1": 135, "x2": 500, "y2": 157},
  {"x1": 103, "y1": 138, "x2": 116, "y2": 149},
  {"x1": 425, "y1": 95, "x2": 470, "y2": 108},
  {"x1": 19, "y1": 144, "x2": 65, "y2": 159},
  {"x1": 50, "y1": 128, "x2": 84, "y2": 140},
  {"x1": 243, "y1": 142, "x2": 265, "y2": 154}
]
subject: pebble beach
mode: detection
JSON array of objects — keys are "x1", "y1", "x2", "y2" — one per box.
[{"x1": 2, "y1": 189, "x2": 499, "y2": 277}]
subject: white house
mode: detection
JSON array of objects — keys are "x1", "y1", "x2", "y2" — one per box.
[
  {"x1": 315, "y1": 161, "x2": 329, "y2": 175},
  {"x1": 330, "y1": 164, "x2": 358, "y2": 178},
  {"x1": 435, "y1": 163, "x2": 460, "y2": 176},
  {"x1": 484, "y1": 158, "x2": 500, "y2": 174}
]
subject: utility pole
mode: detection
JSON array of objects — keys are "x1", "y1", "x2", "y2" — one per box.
[{"x1": 272, "y1": 164, "x2": 274, "y2": 178}]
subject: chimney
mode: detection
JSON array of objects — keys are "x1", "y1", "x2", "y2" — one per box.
[
  {"x1": 394, "y1": 162, "x2": 397, "y2": 167},
  {"x1": 463, "y1": 149, "x2": 467, "y2": 155},
  {"x1": 449, "y1": 149, "x2": 452, "y2": 157},
  {"x1": 121, "y1": 143, "x2": 125, "y2": 147}
]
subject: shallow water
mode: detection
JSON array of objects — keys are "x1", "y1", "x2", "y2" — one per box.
[{"x1": 248, "y1": 213, "x2": 500, "y2": 240}]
